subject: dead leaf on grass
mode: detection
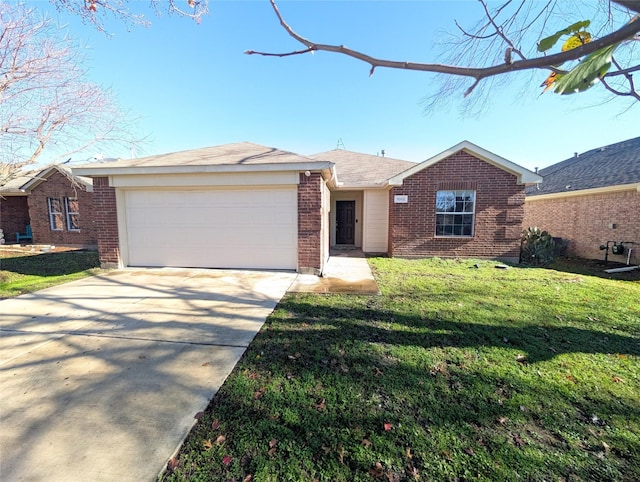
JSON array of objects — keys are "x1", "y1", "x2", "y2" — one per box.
[
  {"x1": 268, "y1": 438, "x2": 278, "y2": 455},
  {"x1": 314, "y1": 398, "x2": 326, "y2": 411},
  {"x1": 612, "y1": 376, "x2": 624, "y2": 383},
  {"x1": 253, "y1": 387, "x2": 266, "y2": 399},
  {"x1": 203, "y1": 439, "x2": 213, "y2": 450},
  {"x1": 243, "y1": 475, "x2": 253, "y2": 482},
  {"x1": 194, "y1": 411, "x2": 205, "y2": 420},
  {"x1": 516, "y1": 354, "x2": 527, "y2": 363},
  {"x1": 513, "y1": 434, "x2": 525, "y2": 447},
  {"x1": 167, "y1": 457, "x2": 179, "y2": 472},
  {"x1": 408, "y1": 465, "x2": 420, "y2": 480},
  {"x1": 221, "y1": 455, "x2": 233, "y2": 466},
  {"x1": 384, "y1": 422, "x2": 393, "y2": 431},
  {"x1": 369, "y1": 462, "x2": 385, "y2": 478},
  {"x1": 375, "y1": 367, "x2": 384, "y2": 376},
  {"x1": 362, "y1": 438, "x2": 372, "y2": 448},
  {"x1": 215, "y1": 435, "x2": 226, "y2": 446},
  {"x1": 463, "y1": 447, "x2": 474, "y2": 456},
  {"x1": 212, "y1": 419, "x2": 220, "y2": 430},
  {"x1": 338, "y1": 445, "x2": 346, "y2": 464},
  {"x1": 497, "y1": 416, "x2": 509, "y2": 425},
  {"x1": 405, "y1": 447, "x2": 413, "y2": 459}
]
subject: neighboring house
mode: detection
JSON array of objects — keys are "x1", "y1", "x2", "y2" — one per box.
[
  {"x1": 73, "y1": 141, "x2": 541, "y2": 273},
  {"x1": 524, "y1": 137, "x2": 640, "y2": 265},
  {"x1": 0, "y1": 165, "x2": 97, "y2": 247}
]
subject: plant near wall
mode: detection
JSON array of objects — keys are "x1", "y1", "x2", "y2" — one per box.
[{"x1": 520, "y1": 227, "x2": 566, "y2": 266}]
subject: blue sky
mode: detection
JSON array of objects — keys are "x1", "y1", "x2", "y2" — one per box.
[{"x1": 39, "y1": 0, "x2": 638, "y2": 171}]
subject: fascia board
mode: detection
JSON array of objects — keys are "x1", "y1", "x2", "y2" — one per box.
[
  {"x1": 526, "y1": 182, "x2": 640, "y2": 201},
  {"x1": 73, "y1": 161, "x2": 333, "y2": 177}
]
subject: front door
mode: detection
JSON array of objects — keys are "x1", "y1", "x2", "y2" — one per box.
[{"x1": 336, "y1": 200, "x2": 355, "y2": 245}]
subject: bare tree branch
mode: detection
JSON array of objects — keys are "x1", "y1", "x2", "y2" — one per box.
[{"x1": 0, "y1": 3, "x2": 144, "y2": 184}]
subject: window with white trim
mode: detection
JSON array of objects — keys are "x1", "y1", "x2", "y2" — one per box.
[
  {"x1": 65, "y1": 197, "x2": 80, "y2": 231},
  {"x1": 435, "y1": 190, "x2": 475, "y2": 236},
  {"x1": 48, "y1": 198, "x2": 64, "y2": 231}
]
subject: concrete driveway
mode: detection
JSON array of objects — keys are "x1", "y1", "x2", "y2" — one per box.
[{"x1": 0, "y1": 269, "x2": 296, "y2": 482}]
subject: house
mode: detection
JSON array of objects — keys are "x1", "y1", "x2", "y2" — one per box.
[
  {"x1": 0, "y1": 165, "x2": 97, "y2": 247},
  {"x1": 73, "y1": 141, "x2": 541, "y2": 273},
  {"x1": 524, "y1": 137, "x2": 640, "y2": 265}
]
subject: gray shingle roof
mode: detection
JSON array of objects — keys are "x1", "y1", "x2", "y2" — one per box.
[
  {"x1": 311, "y1": 149, "x2": 415, "y2": 187},
  {"x1": 77, "y1": 142, "x2": 322, "y2": 169},
  {"x1": 526, "y1": 137, "x2": 640, "y2": 196}
]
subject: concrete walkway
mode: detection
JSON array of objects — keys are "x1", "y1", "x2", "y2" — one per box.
[
  {"x1": 289, "y1": 250, "x2": 380, "y2": 294},
  {"x1": 0, "y1": 269, "x2": 296, "y2": 482}
]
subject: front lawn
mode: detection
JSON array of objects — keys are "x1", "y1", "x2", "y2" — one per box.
[
  {"x1": 165, "y1": 257, "x2": 639, "y2": 482},
  {"x1": 0, "y1": 249, "x2": 102, "y2": 299}
]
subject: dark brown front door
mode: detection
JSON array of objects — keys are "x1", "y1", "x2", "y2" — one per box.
[{"x1": 336, "y1": 200, "x2": 355, "y2": 245}]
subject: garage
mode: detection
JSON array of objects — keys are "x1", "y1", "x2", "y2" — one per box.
[
  {"x1": 73, "y1": 142, "x2": 333, "y2": 273},
  {"x1": 123, "y1": 187, "x2": 298, "y2": 270}
]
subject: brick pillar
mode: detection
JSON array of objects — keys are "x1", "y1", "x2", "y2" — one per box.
[
  {"x1": 298, "y1": 172, "x2": 322, "y2": 274},
  {"x1": 93, "y1": 177, "x2": 120, "y2": 268}
]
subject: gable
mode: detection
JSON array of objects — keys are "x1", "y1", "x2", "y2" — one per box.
[
  {"x1": 389, "y1": 141, "x2": 541, "y2": 186},
  {"x1": 21, "y1": 165, "x2": 93, "y2": 193}
]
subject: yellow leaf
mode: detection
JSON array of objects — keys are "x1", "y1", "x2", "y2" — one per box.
[
  {"x1": 561, "y1": 31, "x2": 591, "y2": 51},
  {"x1": 540, "y1": 71, "x2": 557, "y2": 92},
  {"x1": 203, "y1": 439, "x2": 213, "y2": 450}
]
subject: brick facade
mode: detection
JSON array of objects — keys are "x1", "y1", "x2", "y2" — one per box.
[
  {"x1": 1, "y1": 196, "x2": 30, "y2": 244},
  {"x1": 93, "y1": 177, "x2": 120, "y2": 268},
  {"x1": 298, "y1": 172, "x2": 323, "y2": 273},
  {"x1": 389, "y1": 152, "x2": 525, "y2": 261},
  {"x1": 524, "y1": 189, "x2": 639, "y2": 264},
  {"x1": 26, "y1": 170, "x2": 97, "y2": 247}
]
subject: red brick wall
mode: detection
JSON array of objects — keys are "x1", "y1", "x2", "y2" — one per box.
[
  {"x1": 389, "y1": 152, "x2": 525, "y2": 261},
  {"x1": 26, "y1": 171, "x2": 97, "y2": 247},
  {"x1": 1, "y1": 196, "x2": 30, "y2": 244},
  {"x1": 298, "y1": 172, "x2": 323, "y2": 273},
  {"x1": 93, "y1": 177, "x2": 120, "y2": 268},
  {"x1": 524, "y1": 189, "x2": 640, "y2": 264}
]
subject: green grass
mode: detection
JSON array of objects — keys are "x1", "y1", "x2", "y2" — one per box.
[
  {"x1": 0, "y1": 250, "x2": 102, "y2": 298},
  {"x1": 163, "y1": 257, "x2": 639, "y2": 482}
]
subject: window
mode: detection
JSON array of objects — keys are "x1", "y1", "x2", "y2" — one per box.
[
  {"x1": 48, "y1": 198, "x2": 64, "y2": 231},
  {"x1": 435, "y1": 190, "x2": 475, "y2": 236},
  {"x1": 65, "y1": 197, "x2": 80, "y2": 231}
]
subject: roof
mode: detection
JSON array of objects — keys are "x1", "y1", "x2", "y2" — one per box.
[
  {"x1": 21, "y1": 165, "x2": 94, "y2": 192},
  {"x1": 73, "y1": 142, "x2": 333, "y2": 176},
  {"x1": 0, "y1": 172, "x2": 33, "y2": 195},
  {"x1": 389, "y1": 140, "x2": 542, "y2": 186},
  {"x1": 311, "y1": 150, "x2": 415, "y2": 187},
  {"x1": 0, "y1": 165, "x2": 93, "y2": 195},
  {"x1": 526, "y1": 137, "x2": 640, "y2": 196}
]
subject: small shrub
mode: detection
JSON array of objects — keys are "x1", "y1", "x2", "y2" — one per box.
[{"x1": 520, "y1": 227, "x2": 566, "y2": 265}]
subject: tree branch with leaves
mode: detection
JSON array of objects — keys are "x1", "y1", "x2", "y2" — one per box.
[{"x1": 245, "y1": 0, "x2": 639, "y2": 107}]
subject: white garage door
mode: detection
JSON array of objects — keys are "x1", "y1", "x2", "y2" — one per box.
[{"x1": 124, "y1": 188, "x2": 298, "y2": 270}]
